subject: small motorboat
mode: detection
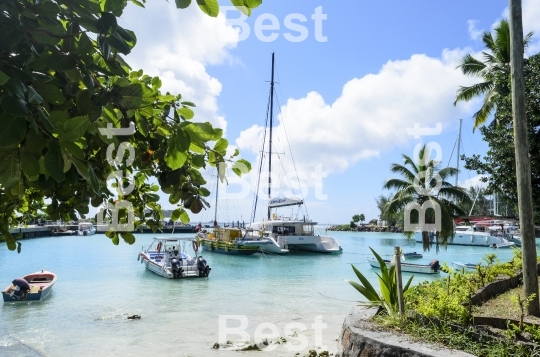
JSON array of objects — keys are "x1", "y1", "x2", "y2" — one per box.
[
  {"x1": 2, "y1": 270, "x2": 57, "y2": 302},
  {"x1": 403, "y1": 252, "x2": 423, "y2": 259},
  {"x1": 367, "y1": 257, "x2": 440, "y2": 274},
  {"x1": 139, "y1": 237, "x2": 211, "y2": 279},
  {"x1": 78, "y1": 222, "x2": 97, "y2": 236},
  {"x1": 452, "y1": 261, "x2": 478, "y2": 271},
  {"x1": 489, "y1": 239, "x2": 516, "y2": 249}
]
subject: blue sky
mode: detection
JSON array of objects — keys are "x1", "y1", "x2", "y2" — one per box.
[{"x1": 116, "y1": 0, "x2": 540, "y2": 225}]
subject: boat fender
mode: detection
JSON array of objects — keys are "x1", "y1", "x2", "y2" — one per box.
[
  {"x1": 429, "y1": 260, "x2": 440, "y2": 271},
  {"x1": 470, "y1": 236, "x2": 474, "y2": 243},
  {"x1": 192, "y1": 240, "x2": 199, "y2": 252},
  {"x1": 12, "y1": 278, "x2": 30, "y2": 291},
  {"x1": 156, "y1": 242, "x2": 163, "y2": 253},
  {"x1": 284, "y1": 244, "x2": 288, "y2": 250}
]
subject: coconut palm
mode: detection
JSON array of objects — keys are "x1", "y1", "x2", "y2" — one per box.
[
  {"x1": 453, "y1": 19, "x2": 532, "y2": 129},
  {"x1": 383, "y1": 145, "x2": 472, "y2": 251}
]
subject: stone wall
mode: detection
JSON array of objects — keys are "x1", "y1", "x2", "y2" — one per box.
[{"x1": 336, "y1": 306, "x2": 475, "y2": 357}]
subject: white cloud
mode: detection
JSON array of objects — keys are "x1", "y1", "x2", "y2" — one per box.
[
  {"x1": 236, "y1": 48, "x2": 480, "y2": 182},
  {"x1": 119, "y1": 3, "x2": 241, "y2": 134},
  {"x1": 468, "y1": 20, "x2": 483, "y2": 41},
  {"x1": 460, "y1": 174, "x2": 488, "y2": 190}
]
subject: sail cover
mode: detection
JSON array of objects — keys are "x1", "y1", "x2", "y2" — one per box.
[{"x1": 268, "y1": 198, "x2": 304, "y2": 208}]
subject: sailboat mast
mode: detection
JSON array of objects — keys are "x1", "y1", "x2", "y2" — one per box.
[
  {"x1": 214, "y1": 171, "x2": 219, "y2": 225},
  {"x1": 455, "y1": 119, "x2": 462, "y2": 187},
  {"x1": 267, "y1": 52, "x2": 275, "y2": 220}
]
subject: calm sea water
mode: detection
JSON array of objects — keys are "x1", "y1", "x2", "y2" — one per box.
[{"x1": 0, "y1": 231, "x2": 523, "y2": 356}]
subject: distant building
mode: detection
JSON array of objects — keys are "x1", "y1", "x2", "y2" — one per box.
[{"x1": 377, "y1": 220, "x2": 388, "y2": 228}]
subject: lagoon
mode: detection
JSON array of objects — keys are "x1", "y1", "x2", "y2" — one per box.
[{"x1": 0, "y1": 231, "x2": 521, "y2": 356}]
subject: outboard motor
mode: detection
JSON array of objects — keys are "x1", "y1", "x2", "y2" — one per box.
[
  {"x1": 11, "y1": 278, "x2": 30, "y2": 300},
  {"x1": 197, "y1": 256, "x2": 211, "y2": 277},
  {"x1": 171, "y1": 258, "x2": 183, "y2": 278},
  {"x1": 430, "y1": 259, "x2": 440, "y2": 272}
]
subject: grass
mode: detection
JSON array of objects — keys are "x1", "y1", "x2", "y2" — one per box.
[{"x1": 474, "y1": 278, "x2": 540, "y2": 325}]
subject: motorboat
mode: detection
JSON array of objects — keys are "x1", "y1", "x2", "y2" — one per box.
[
  {"x1": 403, "y1": 252, "x2": 423, "y2": 259},
  {"x1": 415, "y1": 225, "x2": 508, "y2": 247},
  {"x1": 196, "y1": 227, "x2": 261, "y2": 255},
  {"x1": 2, "y1": 270, "x2": 57, "y2": 302},
  {"x1": 78, "y1": 222, "x2": 96, "y2": 236},
  {"x1": 367, "y1": 257, "x2": 441, "y2": 274},
  {"x1": 490, "y1": 239, "x2": 516, "y2": 249},
  {"x1": 139, "y1": 237, "x2": 211, "y2": 278},
  {"x1": 452, "y1": 261, "x2": 479, "y2": 272}
]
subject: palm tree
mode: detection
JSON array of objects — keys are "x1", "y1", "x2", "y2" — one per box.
[
  {"x1": 383, "y1": 145, "x2": 472, "y2": 251},
  {"x1": 453, "y1": 19, "x2": 532, "y2": 129}
]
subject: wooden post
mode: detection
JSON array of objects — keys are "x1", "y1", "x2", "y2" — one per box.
[
  {"x1": 509, "y1": 0, "x2": 540, "y2": 315},
  {"x1": 394, "y1": 246, "x2": 405, "y2": 314}
]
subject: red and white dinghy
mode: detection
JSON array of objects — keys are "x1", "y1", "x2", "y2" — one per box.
[{"x1": 2, "y1": 270, "x2": 57, "y2": 302}]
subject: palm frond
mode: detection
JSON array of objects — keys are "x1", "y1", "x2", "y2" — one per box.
[
  {"x1": 473, "y1": 91, "x2": 498, "y2": 130},
  {"x1": 454, "y1": 81, "x2": 494, "y2": 105},
  {"x1": 457, "y1": 54, "x2": 486, "y2": 76}
]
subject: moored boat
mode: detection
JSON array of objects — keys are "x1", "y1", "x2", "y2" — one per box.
[
  {"x1": 139, "y1": 237, "x2": 211, "y2": 278},
  {"x1": 197, "y1": 227, "x2": 260, "y2": 255},
  {"x1": 452, "y1": 261, "x2": 478, "y2": 271},
  {"x1": 367, "y1": 257, "x2": 440, "y2": 274},
  {"x1": 78, "y1": 222, "x2": 96, "y2": 236},
  {"x1": 2, "y1": 270, "x2": 57, "y2": 302},
  {"x1": 403, "y1": 252, "x2": 423, "y2": 259}
]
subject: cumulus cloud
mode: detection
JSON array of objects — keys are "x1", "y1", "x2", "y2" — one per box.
[
  {"x1": 468, "y1": 20, "x2": 484, "y2": 41},
  {"x1": 119, "y1": 3, "x2": 240, "y2": 134},
  {"x1": 236, "y1": 48, "x2": 480, "y2": 184}
]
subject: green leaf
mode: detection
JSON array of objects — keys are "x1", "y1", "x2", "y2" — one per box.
[
  {"x1": 197, "y1": 0, "x2": 219, "y2": 17},
  {"x1": 26, "y1": 87, "x2": 43, "y2": 105},
  {"x1": 165, "y1": 143, "x2": 188, "y2": 170},
  {"x1": 97, "y1": 13, "x2": 118, "y2": 35},
  {"x1": 0, "y1": 116, "x2": 26, "y2": 148},
  {"x1": 61, "y1": 141, "x2": 85, "y2": 160},
  {"x1": 170, "y1": 208, "x2": 181, "y2": 221},
  {"x1": 70, "y1": 157, "x2": 90, "y2": 180},
  {"x1": 44, "y1": 142, "x2": 65, "y2": 182},
  {"x1": 34, "y1": 81, "x2": 65, "y2": 105},
  {"x1": 47, "y1": 54, "x2": 76, "y2": 71},
  {"x1": 178, "y1": 107, "x2": 194, "y2": 120},
  {"x1": 20, "y1": 151, "x2": 40, "y2": 177},
  {"x1": 185, "y1": 122, "x2": 215, "y2": 143},
  {"x1": 232, "y1": 159, "x2": 251, "y2": 176},
  {"x1": 0, "y1": 95, "x2": 30, "y2": 117},
  {"x1": 0, "y1": 149, "x2": 20, "y2": 188},
  {"x1": 61, "y1": 116, "x2": 90, "y2": 142},
  {"x1": 179, "y1": 209, "x2": 190, "y2": 224},
  {"x1": 88, "y1": 165, "x2": 101, "y2": 194},
  {"x1": 181, "y1": 101, "x2": 196, "y2": 107},
  {"x1": 213, "y1": 138, "x2": 228, "y2": 153},
  {"x1": 25, "y1": 130, "x2": 46, "y2": 154},
  {"x1": 76, "y1": 90, "x2": 93, "y2": 115},
  {"x1": 175, "y1": 0, "x2": 191, "y2": 9},
  {"x1": 120, "y1": 232, "x2": 136, "y2": 244},
  {"x1": 118, "y1": 83, "x2": 155, "y2": 109},
  {"x1": 0, "y1": 71, "x2": 10, "y2": 85}
]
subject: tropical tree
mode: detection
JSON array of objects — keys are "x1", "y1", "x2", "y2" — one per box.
[
  {"x1": 375, "y1": 194, "x2": 399, "y2": 226},
  {"x1": 453, "y1": 19, "x2": 532, "y2": 129},
  {"x1": 463, "y1": 53, "x2": 540, "y2": 222},
  {"x1": 352, "y1": 214, "x2": 361, "y2": 224},
  {"x1": 0, "y1": 0, "x2": 261, "y2": 252},
  {"x1": 383, "y1": 145, "x2": 472, "y2": 251},
  {"x1": 359, "y1": 213, "x2": 365, "y2": 225}
]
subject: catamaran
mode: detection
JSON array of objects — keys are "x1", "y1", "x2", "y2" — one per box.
[{"x1": 240, "y1": 53, "x2": 342, "y2": 254}]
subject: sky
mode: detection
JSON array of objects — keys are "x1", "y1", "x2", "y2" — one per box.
[{"x1": 114, "y1": 0, "x2": 540, "y2": 225}]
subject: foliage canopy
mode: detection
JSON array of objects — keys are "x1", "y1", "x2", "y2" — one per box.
[{"x1": 0, "y1": 0, "x2": 261, "y2": 251}]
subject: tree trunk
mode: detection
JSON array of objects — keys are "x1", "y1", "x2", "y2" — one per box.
[{"x1": 509, "y1": 0, "x2": 539, "y2": 315}]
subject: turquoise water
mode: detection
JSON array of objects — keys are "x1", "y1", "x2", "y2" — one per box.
[{"x1": 0, "y1": 231, "x2": 522, "y2": 356}]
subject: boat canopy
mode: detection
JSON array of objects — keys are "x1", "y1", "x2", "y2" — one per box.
[{"x1": 269, "y1": 198, "x2": 304, "y2": 208}]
